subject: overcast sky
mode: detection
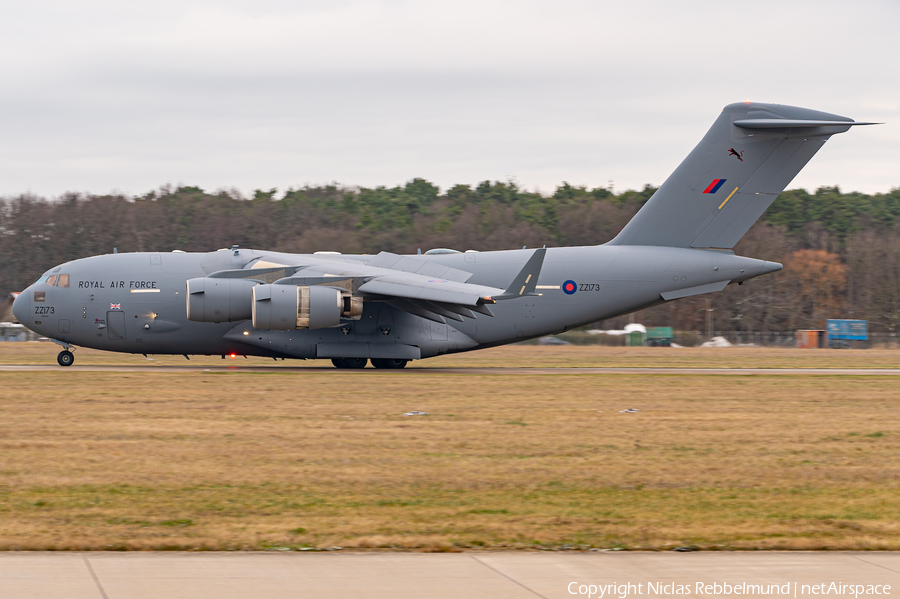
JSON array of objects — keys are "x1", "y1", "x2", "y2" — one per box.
[{"x1": 1, "y1": 0, "x2": 897, "y2": 198}]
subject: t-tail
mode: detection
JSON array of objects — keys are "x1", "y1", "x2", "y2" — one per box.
[{"x1": 610, "y1": 102, "x2": 878, "y2": 249}]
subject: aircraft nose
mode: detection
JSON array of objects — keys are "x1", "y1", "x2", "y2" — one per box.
[{"x1": 12, "y1": 288, "x2": 30, "y2": 324}]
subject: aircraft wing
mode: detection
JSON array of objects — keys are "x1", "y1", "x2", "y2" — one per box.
[
  {"x1": 355, "y1": 248, "x2": 545, "y2": 323},
  {"x1": 287, "y1": 265, "x2": 504, "y2": 323},
  {"x1": 214, "y1": 249, "x2": 546, "y2": 324},
  {"x1": 363, "y1": 252, "x2": 474, "y2": 283},
  {"x1": 269, "y1": 249, "x2": 544, "y2": 324},
  {"x1": 357, "y1": 276, "x2": 503, "y2": 307}
]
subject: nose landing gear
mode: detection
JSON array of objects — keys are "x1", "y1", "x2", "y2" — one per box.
[
  {"x1": 50, "y1": 339, "x2": 76, "y2": 367},
  {"x1": 57, "y1": 350, "x2": 74, "y2": 367}
]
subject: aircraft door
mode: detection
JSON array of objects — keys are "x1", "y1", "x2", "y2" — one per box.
[
  {"x1": 430, "y1": 321, "x2": 447, "y2": 341},
  {"x1": 107, "y1": 311, "x2": 126, "y2": 340}
]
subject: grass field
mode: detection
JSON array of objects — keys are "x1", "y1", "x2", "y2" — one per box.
[
  {"x1": 2, "y1": 341, "x2": 900, "y2": 369},
  {"x1": 0, "y1": 343, "x2": 898, "y2": 551}
]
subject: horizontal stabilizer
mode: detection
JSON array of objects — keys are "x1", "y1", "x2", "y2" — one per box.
[{"x1": 734, "y1": 119, "x2": 880, "y2": 129}]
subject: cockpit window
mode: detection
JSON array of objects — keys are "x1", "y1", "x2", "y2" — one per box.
[
  {"x1": 36, "y1": 275, "x2": 50, "y2": 284},
  {"x1": 34, "y1": 291, "x2": 45, "y2": 302},
  {"x1": 57, "y1": 274, "x2": 69, "y2": 288},
  {"x1": 46, "y1": 275, "x2": 58, "y2": 286}
]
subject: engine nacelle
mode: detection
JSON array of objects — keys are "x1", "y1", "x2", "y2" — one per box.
[
  {"x1": 186, "y1": 278, "x2": 257, "y2": 322},
  {"x1": 252, "y1": 284, "x2": 357, "y2": 330}
]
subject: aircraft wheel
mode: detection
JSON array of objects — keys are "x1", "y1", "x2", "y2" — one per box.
[
  {"x1": 57, "y1": 351, "x2": 74, "y2": 367},
  {"x1": 371, "y1": 358, "x2": 408, "y2": 369},
  {"x1": 332, "y1": 358, "x2": 368, "y2": 369}
]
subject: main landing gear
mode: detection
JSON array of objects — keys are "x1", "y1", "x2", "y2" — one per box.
[
  {"x1": 371, "y1": 358, "x2": 408, "y2": 369},
  {"x1": 57, "y1": 350, "x2": 74, "y2": 367},
  {"x1": 331, "y1": 358, "x2": 408, "y2": 369},
  {"x1": 331, "y1": 358, "x2": 368, "y2": 369}
]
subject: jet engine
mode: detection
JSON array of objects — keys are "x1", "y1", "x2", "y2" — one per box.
[
  {"x1": 186, "y1": 278, "x2": 257, "y2": 322},
  {"x1": 251, "y1": 284, "x2": 363, "y2": 330}
]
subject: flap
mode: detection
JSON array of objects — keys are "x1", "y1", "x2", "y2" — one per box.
[{"x1": 359, "y1": 277, "x2": 502, "y2": 306}]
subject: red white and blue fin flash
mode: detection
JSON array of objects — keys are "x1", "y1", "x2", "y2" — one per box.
[{"x1": 703, "y1": 179, "x2": 727, "y2": 194}]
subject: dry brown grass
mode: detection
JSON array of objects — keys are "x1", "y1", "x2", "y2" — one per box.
[
  {"x1": 3, "y1": 340, "x2": 900, "y2": 369},
  {"x1": 0, "y1": 343, "x2": 898, "y2": 551}
]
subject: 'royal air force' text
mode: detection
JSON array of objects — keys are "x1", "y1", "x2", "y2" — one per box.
[{"x1": 78, "y1": 281, "x2": 157, "y2": 289}]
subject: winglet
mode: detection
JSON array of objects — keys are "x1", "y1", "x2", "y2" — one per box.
[{"x1": 493, "y1": 248, "x2": 547, "y2": 301}]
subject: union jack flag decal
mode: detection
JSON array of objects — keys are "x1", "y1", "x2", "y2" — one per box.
[{"x1": 110, "y1": 303, "x2": 121, "y2": 310}]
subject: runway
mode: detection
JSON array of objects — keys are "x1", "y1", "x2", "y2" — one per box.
[
  {"x1": 1, "y1": 552, "x2": 897, "y2": 599},
  {"x1": 2, "y1": 364, "x2": 900, "y2": 375}
]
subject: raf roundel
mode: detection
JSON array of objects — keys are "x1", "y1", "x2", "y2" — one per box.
[{"x1": 562, "y1": 280, "x2": 577, "y2": 295}]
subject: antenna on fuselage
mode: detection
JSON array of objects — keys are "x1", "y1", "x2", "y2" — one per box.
[{"x1": 113, "y1": 247, "x2": 117, "y2": 254}]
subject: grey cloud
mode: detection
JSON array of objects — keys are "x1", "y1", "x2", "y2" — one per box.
[{"x1": 0, "y1": 0, "x2": 897, "y2": 196}]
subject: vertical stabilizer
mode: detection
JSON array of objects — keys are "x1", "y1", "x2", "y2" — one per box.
[{"x1": 610, "y1": 102, "x2": 875, "y2": 249}]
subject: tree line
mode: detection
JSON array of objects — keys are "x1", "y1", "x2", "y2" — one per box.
[{"x1": 2, "y1": 181, "x2": 899, "y2": 332}]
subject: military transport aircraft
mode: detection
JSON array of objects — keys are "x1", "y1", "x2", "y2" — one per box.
[{"x1": 12, "y1": 102, "x2": 876, "y2": 368}]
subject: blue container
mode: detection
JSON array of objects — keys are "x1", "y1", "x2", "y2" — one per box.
[{"x1": 826, "y1": 319, "x2": 868, "y2": 341}]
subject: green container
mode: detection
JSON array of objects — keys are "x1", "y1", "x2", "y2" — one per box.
[
  {"x1": 626, "y1": 331, "x2": 646, "y2": 347},
  {"x1": 647, "y1": 326, "x2": 673, "y2": 339},
  {"x1": 646, "y1": 326, "x2": 673, "y2": 347}
]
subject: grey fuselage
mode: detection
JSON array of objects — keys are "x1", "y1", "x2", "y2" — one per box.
[
  {"x1": 13, "y1": 245, "x2": 778, "y2": 360},
  {"x1": 14, "y1": 101, "x2": 870, "y2": 362}
]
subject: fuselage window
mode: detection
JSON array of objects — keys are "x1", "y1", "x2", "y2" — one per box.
[
  {"x1": 34, "y1": 291, "x2": 45, "y2": 302},
  {"x1": 58, "y1": 274, "x2": 69, "y2": 288},
  {"x1": 46, "y1": 275, "x2": 58, "y2": 286}
]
